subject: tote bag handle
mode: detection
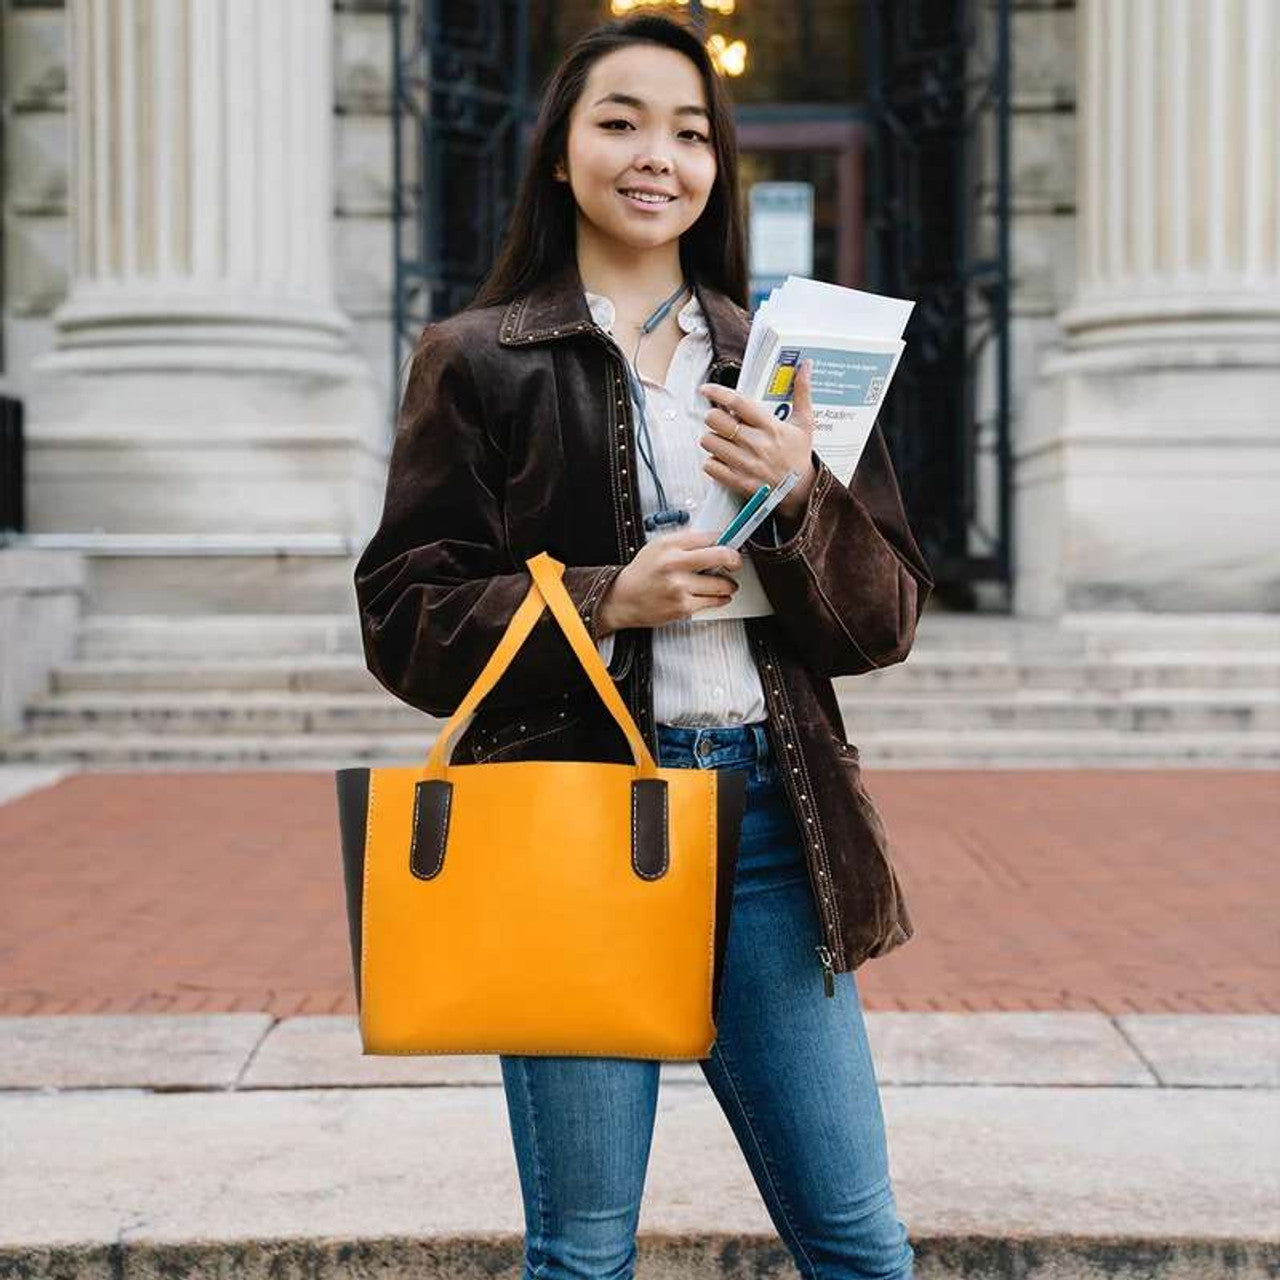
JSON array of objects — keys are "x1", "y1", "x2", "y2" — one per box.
[{"x1": 422, "y1": 552, "x2": 657, "y2": 781}]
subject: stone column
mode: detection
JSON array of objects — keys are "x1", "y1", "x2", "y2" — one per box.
[
  {"x1": 1018, "y1": 0, "x2": 1279, "y2": 614},
  {"x1": 30, "y1": 0, "x2": 382, "y2": 606}
]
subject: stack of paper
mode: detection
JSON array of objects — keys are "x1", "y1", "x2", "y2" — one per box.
[{"x1": 690, "y1": 276, "x2": 914, "y2": 622}]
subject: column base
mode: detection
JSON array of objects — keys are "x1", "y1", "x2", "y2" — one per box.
[
  {"x1": 0, "y1": 534, "x2": 365, "y2": 614},
  {"x1": 41, "y1": 293, "x2": 360, "y2": 378},
  {"x1": 25, "y1": 364, "x2": 390, "y2": 549},
  {"x1": 1014, "y1": 335, "x2": 1280, "y2": 617}
]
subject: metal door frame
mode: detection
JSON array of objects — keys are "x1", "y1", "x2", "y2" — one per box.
[{"x1": 868, "y1": 0, "x2": 1013, "y2": 602}]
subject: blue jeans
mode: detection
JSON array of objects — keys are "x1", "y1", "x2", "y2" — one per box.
[{"x1": 499, "y1": 721, "x2": 914, "y2": 1280}]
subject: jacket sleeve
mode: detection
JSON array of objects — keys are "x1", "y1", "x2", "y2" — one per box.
[
  {"x1": 354, "y1": 322, "x2": 631, "y2": 719},
  {"x1": 742, "y1": 425, "x2": 933, "y2": 678}
]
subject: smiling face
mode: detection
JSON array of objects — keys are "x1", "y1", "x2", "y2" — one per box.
[{"x1": 555, "y1": 43, "x2": 717, "y2": 258}]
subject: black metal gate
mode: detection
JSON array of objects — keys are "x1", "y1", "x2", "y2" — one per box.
[
  {"x1": 391, "y1": 0, "x2": 1012, "y2": 601},
  {"x1": 867, "y1": 0, "x2": 1013, "y2": 603},
  {"x1": 390, "y1": 0, "x2": 531, "y2": 401}
]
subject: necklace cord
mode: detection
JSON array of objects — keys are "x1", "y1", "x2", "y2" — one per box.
[{"x1": 616, "y1": 280, "x2": 693, "y2": 532}]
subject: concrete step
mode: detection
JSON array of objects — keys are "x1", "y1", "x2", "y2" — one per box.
[
  {"x1": 53, "y1": 655, "x2": 386, "y2": 694},
  {"x1": 0, "y1": 1013, "x2": 1276, "y2": 1279},
  {"x1": 862, "y1": 650, "x2": 1280, "y2": 691},
  {"x1": 21, "y1": 688, "x2": 1280, "y2": 737},
  {"x1": 49, "y1": 651, "x2": 1280, "y2": 694},
  {"x1": 923, "y1": 611, "x2": 1280, "y2": 653},
  {"x1": 14, "y1": 610, "x2": 1273, "y2": 768},
  {"x1": 24, "y1": 691, "x2": 429, "y2": 736},
  {"x1": 3, "y1": 728, "x2": 1278, "y2": 769},
  {"x1": 842, "y1": 687, "x2": 1280, "y2": 731},
  {"x1": 840, "y1": 728, "x2": 1280, "y2": 767},
  {"x1": 72, "y1": 610, "x2": 1280, "y2": 660},
  {"x1": 1049, "y1": 610, "x2": 1280, "y2": 653},
  {"x1": 76, "y1": 614, "x2": 364, "y2": 660},
  {"x1": 6, "y1": 1011, "x2": 1277, "y2": 1092}
]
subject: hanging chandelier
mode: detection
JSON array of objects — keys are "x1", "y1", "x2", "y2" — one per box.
[{"x1": 608, "y1": 0, "x2": 747, "y2": 77}]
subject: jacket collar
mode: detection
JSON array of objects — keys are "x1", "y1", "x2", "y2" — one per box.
[{"x1": 498, "y1": 256, "x2": 748, "y2": 372}]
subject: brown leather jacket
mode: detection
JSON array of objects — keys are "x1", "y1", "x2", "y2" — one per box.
[{"x1": 354, "y1": 257, "x2": 934, "y2": 990}]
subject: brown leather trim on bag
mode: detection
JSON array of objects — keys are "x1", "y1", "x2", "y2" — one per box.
[
  {"x1": 410, "y1": 779, "x2": 453, "y2": 880},
  {"x1": 409, "y1": 774, "x2": 677, "y2": 886},
  {"x1": 334, "y1": 767, "x2": 371, "y2": 1011},
  {"x1": 630, "y1": 777, "x2": 670, "y2": 879},
  {"x1": 711, "y1": 768, "x2": 748, "y2": 1022}
]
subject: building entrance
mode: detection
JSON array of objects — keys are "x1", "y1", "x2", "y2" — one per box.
[{"x1": 391, "y1": 0, "x2": 1012, "y2": 603}]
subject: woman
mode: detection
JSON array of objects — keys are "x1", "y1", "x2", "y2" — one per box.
[{"x1": 355, "y1": 13, "x2": 930, "y2": 1279}]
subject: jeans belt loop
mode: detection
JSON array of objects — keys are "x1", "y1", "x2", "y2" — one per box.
[{"x1": 749, "y1": 722, "x2": 768, "y2": 782}]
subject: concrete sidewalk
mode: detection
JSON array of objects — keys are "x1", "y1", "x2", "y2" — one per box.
[{"x1": 1, "y1": 1012, "x2": 1277, "y2": 1279}]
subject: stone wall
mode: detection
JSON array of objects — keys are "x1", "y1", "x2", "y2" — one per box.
[{"x1": 0, "y1": 546, "x2": 82, "y2": 733}]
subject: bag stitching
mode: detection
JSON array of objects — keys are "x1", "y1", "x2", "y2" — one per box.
[
  {"x1": 631, "y1": 778, "x2": 670, "y2": 881},
  {"x1": 706, "y1": 777, "x2": 716, "y2": 1023},
  {"x1": 408, "y1": 780, "x2": 422, "y2": 870},
  {"x1": 409, "y1": 781, "x2": 450, "y2": 881}
]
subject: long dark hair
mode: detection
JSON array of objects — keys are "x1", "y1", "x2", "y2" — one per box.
[{"x1": 466, "y1": 14, "x2": 747, "y2": 312}]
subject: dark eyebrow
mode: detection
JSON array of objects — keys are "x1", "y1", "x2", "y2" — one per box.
[{"x1": 590, "y1": 92, "x2": 710, "y2": 121}]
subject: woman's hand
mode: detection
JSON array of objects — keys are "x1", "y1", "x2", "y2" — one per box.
[
  {"x1": 697, "y1": 359, "x2": 819, "y2": 521},
  {"x1": 597, "y1": 529, "x2": 743, "y2": 634}
]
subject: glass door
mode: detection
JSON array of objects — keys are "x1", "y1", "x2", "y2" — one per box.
[{"x1": 527, "y1": 0, "x2": 872, "y2": 287}]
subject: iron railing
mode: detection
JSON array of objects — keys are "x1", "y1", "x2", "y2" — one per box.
[{"x1": 867, "y1": 0, "x2": 1013, "y2": 602}]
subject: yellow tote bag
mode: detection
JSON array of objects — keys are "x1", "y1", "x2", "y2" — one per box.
[{"x1": 335, "y1": 550, "x2": 748, "y2": 1060}]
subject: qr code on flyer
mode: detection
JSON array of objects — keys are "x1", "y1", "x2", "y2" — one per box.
[{"x1": 863, "y1": 376, "x2": 885, "y2": 405}]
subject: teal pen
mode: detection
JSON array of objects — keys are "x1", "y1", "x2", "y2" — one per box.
[
  {"x1": 717, "y1": 483, "x2": 771, "y2": 545},
  {"x1": 698, "y1": 483, "x2": 772, "y2": 580},
  {"x1": 723, "y1": 469, "x2": 800, "y2": 547}
]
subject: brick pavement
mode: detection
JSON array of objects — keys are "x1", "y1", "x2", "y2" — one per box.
[{"x1": 2, "y1": 769, "x2": 1276, "y2": 1017}]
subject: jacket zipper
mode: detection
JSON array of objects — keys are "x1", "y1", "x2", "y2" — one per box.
[
  {"x1": 816, "y1": 944, "x2": 836, "y2": 997},
  {"x1": 583, "y1": 325, "x2": 842, "y2": 998},
  {"x1": 748, "y1": 597, "x2": 844, "y2": 997},
  {"x1": 707, "y1": 357, "x2": 846, "y2": 996}
]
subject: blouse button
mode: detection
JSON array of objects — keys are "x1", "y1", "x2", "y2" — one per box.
[{"x1": 662, "y1": 409, "x2": 677, "y2": 420}]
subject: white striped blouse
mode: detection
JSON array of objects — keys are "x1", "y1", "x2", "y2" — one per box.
[{"x1": 586, "y1": 287, "x2": 768, "y2": 728}]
